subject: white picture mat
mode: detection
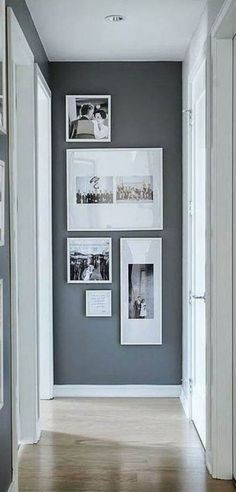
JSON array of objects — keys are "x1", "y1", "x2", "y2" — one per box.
[
  {"x1": 67, "y1": 237, "x2": 112, "y2": 284},
  {"x1": 66, "y1": 95, "x2": 111, "y2": 143},
  {"x1": 86, "y1": 290, "x2": 112, "y2": 317},
  {"x1": 67, "y1": 148, "x2": 163, "y2": 231},
  {"x1": 0, "y1": 160, "x2": 5, "y2": 246},
  {"x1": 120, "y1": 238, "x2": 162, "y2": 345},
  {"x1": 0, "y1": 279, "x2": 3, "y2": 409}
]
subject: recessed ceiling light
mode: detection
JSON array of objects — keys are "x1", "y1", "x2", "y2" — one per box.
[{"x1": 105, "y1": 14, "x2": 126, "y2": 23}]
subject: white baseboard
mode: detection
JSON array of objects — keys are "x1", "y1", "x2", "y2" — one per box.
[
  {"x1": 180, "y1": 386, "x2": 190, "y2": 418},
  {"x1": 54, "y1": 384, "x2": 181, "y2": 398}
]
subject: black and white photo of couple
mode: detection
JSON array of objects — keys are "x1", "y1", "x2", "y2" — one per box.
[
  {"x1": 128, "y1": 263, "x2": 154, "y2": 319},
  {"x1": 68, "y1": 238, "x2": 112, "y2": 283},
  {"x1": 67, "y1": 96, "x2": 111, "y2": 141}
]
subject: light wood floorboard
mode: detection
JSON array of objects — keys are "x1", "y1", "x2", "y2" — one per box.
[{"x1": 18, "y1": 398, "x2": 235, "y2": 491}]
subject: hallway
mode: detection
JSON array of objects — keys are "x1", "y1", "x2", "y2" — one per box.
[{"x1": 19, "y1": 398, "x2": 235, "y2": 491}]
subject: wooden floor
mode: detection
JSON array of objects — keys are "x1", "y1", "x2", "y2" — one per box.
[{"x1": 19, "y1": 398, "x2": 235, "y2": 491}]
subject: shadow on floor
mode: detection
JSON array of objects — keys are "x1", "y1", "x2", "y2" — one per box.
[{"x1": 18, "y1": 430, "x2": 235, "y2": 492}]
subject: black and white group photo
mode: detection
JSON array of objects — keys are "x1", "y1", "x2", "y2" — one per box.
[
  {"x1": 76, "y1": 176, "x2": 113, "y2": 204},
  {"x1": 68, "y1": 238, "x2": 112, "y2": 283},
  {"x1": 128, "y1": 263, "x2": 154, "y2": 319},
  {"x1": 116, "y1": 176, "x2": 153, "y2": 203},
  {"x1": 66, "y1": 95, "x2": 111, "y2": 142}
]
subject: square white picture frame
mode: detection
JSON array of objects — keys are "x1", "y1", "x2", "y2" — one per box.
[
  {"x1": 120, "y1": 237, "x2": 162, "y2": 345},
  {"x1": 86, "y1": 290, "x2": 112, "y2": 317},
  {"x1": 66, "y1": 95, "x2": 111, "y2": 142},
  {"x1": 67, "y1": 237, "x2": 112, "y2": 284}
]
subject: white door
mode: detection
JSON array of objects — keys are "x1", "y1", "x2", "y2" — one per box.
[
  {"x1": 35, "y1": 66, "x2": 53, "y2": 400},
  {"x1": 190, "y1": 59, "x2": 206, "y2": 447}
]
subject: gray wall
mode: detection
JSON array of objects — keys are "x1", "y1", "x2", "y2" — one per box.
[
  {"x1": 51, "y1": 62, "x2": 182, "y2": 385},
  {"x1": 0, "y1": 2, "x2": 48, "y2": 491}
]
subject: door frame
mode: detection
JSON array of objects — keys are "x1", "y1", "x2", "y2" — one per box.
[
  {"x1": 206, "y1": 0, "x2": 236, "y2": 480},
  {"x1": 184, "y1": 0, "x2": 236, "y2": 479},
  {"x1": 35, "y1": 65, "x2": 53, "y2": 400},
  {"x1": 8, "y1": 7, "x2": 39, "y2": 491}
]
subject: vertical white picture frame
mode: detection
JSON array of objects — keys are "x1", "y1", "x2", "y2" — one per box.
[{"x1": 120, "y1": 237, "x2": 162, "y2": 345}]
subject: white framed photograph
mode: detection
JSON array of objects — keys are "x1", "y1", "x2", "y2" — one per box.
[
  {"x1": 0, "y1": 160, "x2": 5, "y2": 246},
  {"x1": 67, "y1": 237, "x2": 112, "y2": 283},
  {"x1": 86, "y1": 290, "x2": 112, "y2": 317},
  {"x1": 0, "y1": 279, "x2": 3, "y2": 409},
  {"x1": 120, "y1": 238, "x2": 162, "y2": 345},
  {"x1": 67, "y1": 148, "x2": 163, "y2": 231},
  {"x1": 0, "y1": 0, "x2": 6, "y2": 134},
  {"x1": 66, "y1": 95, "x2": 111, "y2": 142}
]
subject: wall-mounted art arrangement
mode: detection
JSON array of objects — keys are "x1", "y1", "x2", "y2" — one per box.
[
  {"x1": 120, "y1": 238, "x2": 162, "y2": 345},
  {"x1": 86, "y1": 290, "x2": 112, "y2": 317},
  {"x1": 67, "y1": 237, "x2": 112, "y2": 283},
  {"x1": 67, "y1": 148, "x2": 163, "y2": 231},
  {"x1": 66, "y1": 95, "x2": 111, "y2": 142},
  {"x1": 0, "y1": 0, "x2": 6, "y2": 134},
  {"x1": 0, "y1": 160, "x2": 5, "y2": 246},
  {"x1": 0, "y1": 279, "x2": 3, "y2": 409}
]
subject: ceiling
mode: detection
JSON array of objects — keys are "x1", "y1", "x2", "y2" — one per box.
[{"x1": 26, "y1": 0, "x2": 207, "y2": 61}]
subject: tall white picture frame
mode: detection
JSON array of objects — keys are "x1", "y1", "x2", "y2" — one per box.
[
  {"x1": 67, "y1": 148, "x2": 163, "y2": 231},
  {"x1": 120, "y1": 238, "x2": 162, "y2": 345}
]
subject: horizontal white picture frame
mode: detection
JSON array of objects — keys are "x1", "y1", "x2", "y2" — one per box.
[
  {"x1": 66, "y1": 95, "x2": 111, "y2": 142},
  {"x1": 67, "y1": 148, "x2": 163, "y2": 231},
  {"x1": 120, "y1": 237, "x2": 162, "y2": 345},
  {"x1": 86, "y1": 290, "x2": 112, "y2": 317},
  {"x1": 67, "y1": 237, "x2": 112, "y2": 283}
]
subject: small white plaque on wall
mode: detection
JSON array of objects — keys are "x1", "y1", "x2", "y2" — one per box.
[{"x1": 86, "y1": 290, "x2": 112, "y2": 317}]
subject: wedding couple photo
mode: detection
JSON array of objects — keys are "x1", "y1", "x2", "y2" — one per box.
[{"x1": 66, "y1": 95, "x2": 111, "y2": 142}]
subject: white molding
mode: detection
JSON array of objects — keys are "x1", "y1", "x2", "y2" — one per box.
[
  {"x1": 8, "y1": 481, "x2": 17, "y2": 492},
  {"x1": 35, "y1": 64, "x2": 54, "y2": 401},
  {"x1": 54, "y1": 385, "x2": 181, "y2": 398},
  {"x1": 180, "y1": 386, "x2": 190, "y2": 419},
  {"x1": 208, "y1": 35, "x2": 233, "y2": 479}
]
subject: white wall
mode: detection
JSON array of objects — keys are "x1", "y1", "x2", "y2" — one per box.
[{"x1": 182, "y1": 0, "x2": 225, "y2": 414}]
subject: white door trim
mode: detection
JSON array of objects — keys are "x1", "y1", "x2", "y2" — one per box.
[
  {"x1": 207, "y1": 0, "x2": 236, "y2": 479},
  {"x1": 35, "y1": 64, "x2": 53, "y2": 400},
  {"x1": 8, "y1": 7, "x2": 39, "y2": 490}
]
